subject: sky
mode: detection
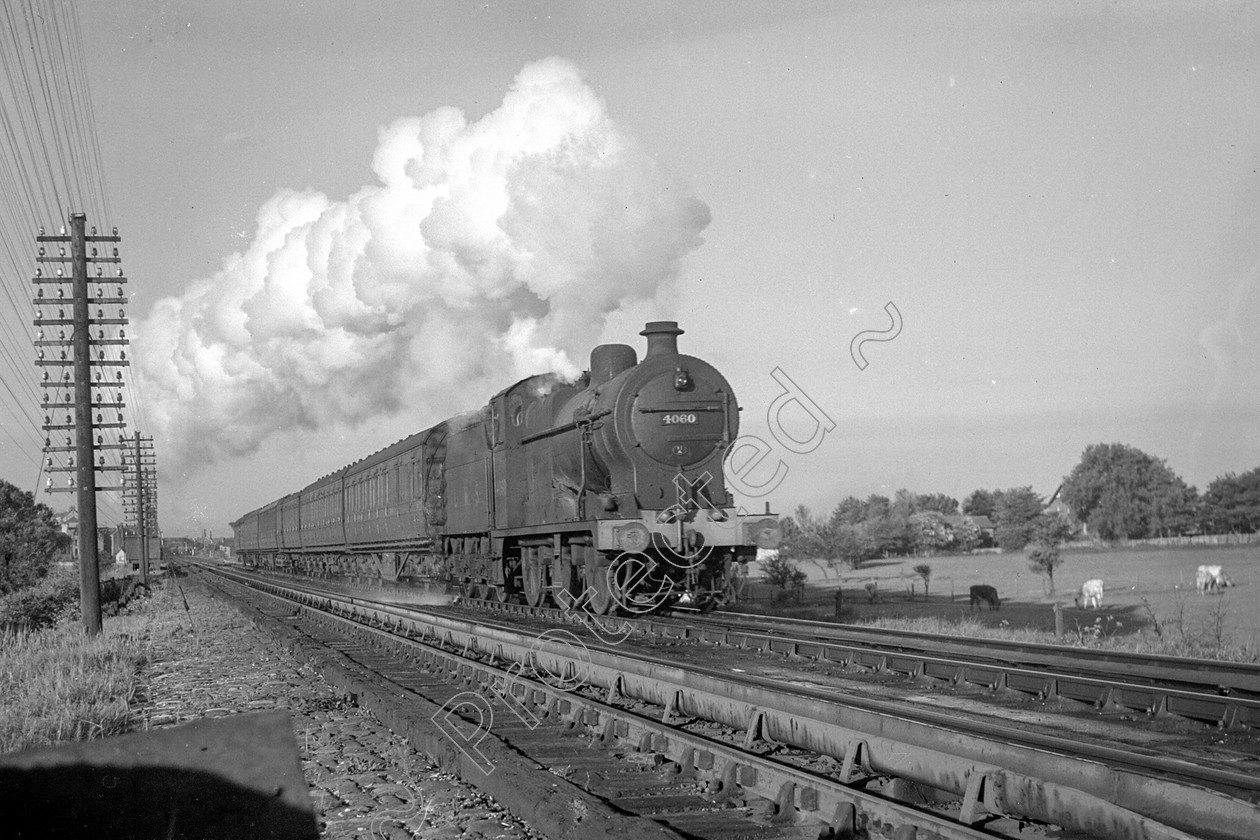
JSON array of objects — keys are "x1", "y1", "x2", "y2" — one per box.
[{"x1": 2, "y1": 1, "x2": 1258, "y2": 536}]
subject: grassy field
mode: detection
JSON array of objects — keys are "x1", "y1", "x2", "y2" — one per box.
[{"x1": 739, "y1": 543, "x2": 1260, "y2": 659}]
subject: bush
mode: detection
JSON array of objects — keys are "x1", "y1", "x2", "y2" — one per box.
[{"x1": 0, "y1": 567, "x2": 80, "y2": 632}]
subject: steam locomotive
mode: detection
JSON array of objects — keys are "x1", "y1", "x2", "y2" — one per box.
[{"x1": 231, "y1": 321, "x2": 781, "y2": 613}]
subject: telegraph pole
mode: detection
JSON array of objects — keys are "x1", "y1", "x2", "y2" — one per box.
[
  {"x1": 35, "y1": 213, "x2": 130, "y2": 636},
  {"x1": 69, "y1": 214, "x2": 100, "y2": 633},
  {"x1": 125, "y1": 431, "x2": 157, "y2": 587}
]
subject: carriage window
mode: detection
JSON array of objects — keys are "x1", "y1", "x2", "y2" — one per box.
[{"x1": 510, "y1": 396, "x2": 524, "y2": 427}]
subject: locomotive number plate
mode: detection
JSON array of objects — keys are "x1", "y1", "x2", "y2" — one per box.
[{"x1": 661, "y1": 413, "x2": 698, "y2": 425}]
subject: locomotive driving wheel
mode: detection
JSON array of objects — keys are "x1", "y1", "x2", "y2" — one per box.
[
  {"x1": 522, "y1": 548, "x2": 545, "y2": 607},
  {"x1": 584, "y1": 554, "x2": 615, "y2": 615},
  {"x1": 551, "y1": 553, "x2": 579, "y2": 610}
]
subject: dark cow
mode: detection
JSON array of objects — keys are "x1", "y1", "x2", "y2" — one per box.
[{"x1": 969, "y1": 584, "x2": 1000, "y2": 611}]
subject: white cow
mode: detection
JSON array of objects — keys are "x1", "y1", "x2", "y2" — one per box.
[
  {"x1": 1074, "y1": 579, "x2": 1104, "y2": 609},
  {"x1": 1195, "y1": 565, "x2": 1233, "y2": 595}
]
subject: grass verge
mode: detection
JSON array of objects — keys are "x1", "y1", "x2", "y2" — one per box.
[{"x1": 0, "y1": 622, "x2": 143, "y2": 753}]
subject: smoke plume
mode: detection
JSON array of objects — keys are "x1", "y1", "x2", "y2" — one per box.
[{"x1": 138, "y1": 58, "x2": 710, "y2": 467}]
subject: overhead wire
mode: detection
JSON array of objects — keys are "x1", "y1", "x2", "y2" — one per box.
[{"x1": 0, "y1": 0, "x2": 149, "y2": 535}]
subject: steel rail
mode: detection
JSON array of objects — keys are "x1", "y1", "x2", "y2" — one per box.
[
  {"x1": 199, "y1": 564, "x2": 1257, "y2": 840},
  {"x1": 456, "y1": 593, "x2": 1260, "y2": 729},
  {"x1": 700, "y1": 609, "x2": 1260, "y2": 696},
  {"x1": 642, "y1": 613, "x2": 1260, "y2": 730}
]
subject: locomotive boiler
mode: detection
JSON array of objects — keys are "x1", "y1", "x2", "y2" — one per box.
[{"x1": 231, "y1": 321, "x2": 781, "y2": 614}]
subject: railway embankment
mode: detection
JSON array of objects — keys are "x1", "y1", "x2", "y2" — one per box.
[{"x1": 3, "y1": 571, "x2": 549, "y2": 840}]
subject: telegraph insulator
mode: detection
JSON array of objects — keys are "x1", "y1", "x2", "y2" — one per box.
[
  {"x1": 59, "y1": 225, "x2": 65, "y2": 235},
  {"x1": 96, "y1": 413, "x2": 103, "y2": 423},
  {"x1": 90, "y1": 226, "x2": 96, "y2": 235},
  {"x1": 59, "y1": 350, "x2": 66, "y2": 360},
  {"x1": 37, "y1": 288, "x2": 44, "y2": 298},
  {"x1": 58, "y1": 330, "x2": 65, "y2": 339},
  {"x1": 68, "y1": 477, "x2": 74, "y2": 488},
  {"x1": 55, "y1": 267, "x2": 63, "y2": 276},
  {"x1": 116, "y1": 268, "x2": 122, "y2": 277},
  {"x1": 58, "y1": 247, "x2": 65, "y2": 256},
  {"x1": 99, "y1": 456, "x2": 106, "y2": 467},
  {"x1": 119, "y1": 308, "x2": 125, "y2": 319},
  {"x1": 57, "y1": 308, "x2": 64, "y2": 318},
  {"x1": 35, "y1": 309, "x2": 43, "y2": 319},
  {"x1": 115, "y1": 392, "x2": 122, "y2": 403},
  {"x1": 45, "y1": 477, "x2": 52, "y2": 489},
  {"x1": 62, "y1": 393, "x2": 70, "y2": 402},
  {"x1": 41, "y1": 394, "x2": 49, "y2": 404},
  {"x1": 112, "y1": 227, "x2": 117, "y2": 236},
  {"x1": 115, "y1": 371, "x2": 123, "y2": 381},
  {"x1": 38, "y1": 226, "x2": 45, "y2": 235},
  {"x1": 120, "y1": 351, "x2": 126, "y2": 361},
  {"x1": 116, "y1": 411, "x2": 123, "y2": 422},
  {"x1": 57, "y1": 288, "x2": 65, "y2": 298},
  {"x1": 96, "y1": 266, "x2": 103, "y2": 276},
  {"x1": 44, "y1": 437, "x2": 51, "y2": 446},
  {"x1": 95, "y1": 435, "x2": 102, "y2": 445},
  {"x1": 62, "y1": 371, "x2": 70, "y2": 382},
  {"x1": 37, "y1": 330, "x2": 44, "y2": 340},
  {"x1": 98, "y1": 329, "x2": 105, "y2": 339},
  {"x1": 112, "y1": 247, "x2": 118, "y2": 256},
  {"x1": 41, "y1": 371, "x2": 49, "y2": 382},
  {"x1": 119, "y1": 329, "x2": 126, "y2": 339},
  {"x1": 95, "y1": 371, "x2": 102, "y2": 382},
  {"x1": 63, "y1": 413, "x2": 71, "y2": 424},
  {"x1": 35, "y1": 267, "x2": 41, "y2": 277},
  {"x1": 97, "y1": 287, "x2": 103, "y2": 297},
  {"x1": 37, "y1": 349, "x2": 44, "y2": 360},
  {"x1": 116, "y1": 287, "x2": 122, "y2": 297},
  {"x1": 68, "y1": 457, "x2": 74, "y2": 468},
  {"x1": 38, "y1": 247, "x2": 45, "y2": 256},
  {"x1": 97, "y1": 309, "x2": 103, "y2": 318}
]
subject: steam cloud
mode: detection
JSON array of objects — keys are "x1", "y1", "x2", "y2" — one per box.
[{"x1": 138, "y1": 58, "x2": 710, "y2": 468}]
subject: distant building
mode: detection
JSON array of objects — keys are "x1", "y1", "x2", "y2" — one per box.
[
  {"x1": 54, "y1": 507, "x2": 112, "y2": 562},
  {"x1": 1045, "y1": 484, "x2": 1085, "y2": 535},
  {"x1": 943, "y1": 514, "x2": 996, "y2": 547}
]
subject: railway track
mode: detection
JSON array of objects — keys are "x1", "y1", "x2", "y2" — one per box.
[
  {"x1": 458, "y1": 593, "x2": 1260, "y2": 731},
  {"x1": 190, "y1": 563, "x2": 1260, "y2": 840}
]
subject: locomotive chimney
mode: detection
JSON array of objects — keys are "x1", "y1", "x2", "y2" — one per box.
[
  {"x1": 589, "y1": 343, "x2": 637, "y2": 387},
  {"x1": 640, "y1": 321, "x2": 683, "y2": 359}
]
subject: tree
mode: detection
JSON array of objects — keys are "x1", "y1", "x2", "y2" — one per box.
[
  {"x1": 962, "y1": 489, "x2": 997, "y2": 519},
  {"x1": 913, "y1": 563, "x2": 932, "y2": 600},
  {"x1": 829, "y1": 496, "x2": 866, "y2": 528},
  {"x1": 909, "y1": 511, "x2": 952, "y2": 555},
  {"x1": 890, "y1": 488, "x2": 919, "y2": 520},
  {"x1": 1060, "y1": 443, "x2": 1199, "y2": 540},
  {"x1": 863, "y1": 494, "x2": 891, "y2": 520},
  {"x1": 0, "y1": 479, "x2": 71, "y2": 595},
  {"x1": 1202, "y1": 468, "x2": 1260, "y2": 534},
  {"x1": 762, "y1": 553, "x2": 807, "y2": 590},
  {"x1": 784, "y1": 505, "x2": 841, "y2": 564},
  {"x1": 916, "y1": 493, "x2": 960, "y2": 515},
  {"x1": 1027, "y1": 514, "x2": 1072, "y2": 594},
  {"x1": 993, "y1": 486, "x2": 1044, "y2": 551},
  {"x1": 862, "y1": 515, "x2": 912, "y2": 558}
]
